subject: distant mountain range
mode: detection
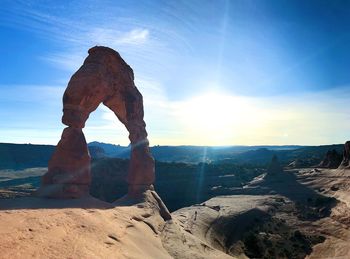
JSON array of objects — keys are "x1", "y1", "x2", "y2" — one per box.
[
  {"x1": 0, "y1": 143, "x2": 55, "y2": 170},
  {"x1": 88, "y1": 141, "x2": 305, "y2": 163},
  {"x1": 88, "y1": 141, "x2": 343, "y2": 166},
  {"x1": 0, "y1": 141, "x2": 344, "y2": 170}
]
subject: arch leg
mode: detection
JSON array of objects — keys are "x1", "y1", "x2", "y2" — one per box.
[
  {"x1": 104, "y1": 87, "x2": 155, "y2": 197},
  {"x1": 37, "y1": 127, "x2": 91, "y2": 198}
]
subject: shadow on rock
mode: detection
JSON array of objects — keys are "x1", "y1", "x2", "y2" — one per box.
[
  {"x1": 0, "y1": 196, "x2": 113, "y2": 210},
  {"x1": 262, "y1": 170, "x2": 337, "y2": 219}
]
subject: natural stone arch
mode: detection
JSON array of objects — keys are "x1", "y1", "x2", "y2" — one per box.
[{"x1": 37, "y1": 46, "x2": 155, "y2": 199}]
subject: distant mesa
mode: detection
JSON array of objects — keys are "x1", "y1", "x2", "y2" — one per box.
[
  {"x1": 36, "y1": 46, "x2": 155, "y2": 199},
  {"x1": 318, "y1": 149, "x2": 342, "y2": 169},
  {"x1": 338, "y1": 141, "x2": 350, "y2": 169}
]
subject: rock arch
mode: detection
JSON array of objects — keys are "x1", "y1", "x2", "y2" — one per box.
[{"x1": 37, "y1": 46, "x2": 155, "y2": 199}]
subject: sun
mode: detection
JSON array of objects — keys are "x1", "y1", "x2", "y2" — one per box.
[{"x1": 177, "y1": 92, "x2": 257, "y2": 145}]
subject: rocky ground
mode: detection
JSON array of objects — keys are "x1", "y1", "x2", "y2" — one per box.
[
  {"x1": 296, "y1": 168, "x2": 350, "y2": 258},
  {"x1": 0, "y1": 167, "x2": 349, "y2": 258},
  {"x1": 0, "y1": 191, "x2": 233, "y2": 259},
  {"x1": 0, "y1": 168, "x2": 45, "y2": 199},
  {"x1": 169, "y1": 167, "x2": 350, "y2": 258},
  {"x1": 173, "y1": 195, "x2": 325, "y2": 259}
]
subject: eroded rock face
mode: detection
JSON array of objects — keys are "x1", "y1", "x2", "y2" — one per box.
[
  {"x1": 319, "y1": 149, "x2": 342, "y2": 169},
  {"x1": 37, "y1": 46, "x2": 155, "y2": 198},
  {"x1": 338, "y1": 141, "x2": 350, "y2": 169}
]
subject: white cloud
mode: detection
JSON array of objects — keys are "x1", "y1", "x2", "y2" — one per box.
[
  {"x1": 116, "y1": 29, "x2": 149, "y2": 45},
  {"x1": 40, "y1": 27, "x2": 152, "y2": 71},
  {"x1": 86, "y1": 28, "x2": 150, "y2": 46}
]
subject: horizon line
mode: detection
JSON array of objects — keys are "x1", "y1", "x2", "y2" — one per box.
[{"x1": 0, "y1": 141, "x2": 345, "y2": 148}]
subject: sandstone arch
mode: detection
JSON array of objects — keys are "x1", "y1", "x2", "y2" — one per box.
[{"x1": 37, "y1": 46, "x2": 155, "y2": 199}]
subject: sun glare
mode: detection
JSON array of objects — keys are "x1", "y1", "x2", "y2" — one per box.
[{"x1": 177, "y1": 92, "x2": 259, "y2": 145}]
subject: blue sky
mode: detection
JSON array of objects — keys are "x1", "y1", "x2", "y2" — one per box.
[{"x1": 0, "y1": 0, "x2": 350, "y2": 146}]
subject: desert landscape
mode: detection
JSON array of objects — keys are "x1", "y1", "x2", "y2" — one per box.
[
  {"x1": 1, "y1": 142, "x2": 350, "y2": 258},
  {"x1": 1, "y1": 1, "x2": 350, "y2": 259}
]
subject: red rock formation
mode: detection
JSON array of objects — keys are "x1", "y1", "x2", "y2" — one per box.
[
  {"x1": 338, "y1": 141, "x2": 350, "y2": 169},
  {"x1": 37, "y1": 46, "x2": 155, "y2": 198},
  {"x1": 39, "y1": 127, "x2": 90, "y2": 198},
  {"x1": 318, "y1": 149, "x2": 342, "y2": 169}
]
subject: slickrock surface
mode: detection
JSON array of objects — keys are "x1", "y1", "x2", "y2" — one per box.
[
  {"x1": 173, "y1": 167, "x2": 350, "y2": 259},
  {"x1": 295, "y1": 168, "x2": 350, "y2": 258},
  {"x1": 2, "y1": 167, "x2": 350, "y2": 258},
  {"x1": 0, "y1": 192, "x2": 233, "y2": 259},
  {"x1": 173, "y1": 195, "x2": 275, "y2": 258}
]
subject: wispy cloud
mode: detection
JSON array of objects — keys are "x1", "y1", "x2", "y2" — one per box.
[
  {"x1": 0, "y1": 2, "x2": 176, "y2": 73},
  {"x1": 116, "y1": 29, "x2": 150, "y2": 45},
  {"x1": 38, "y1": 27, "x2": 154, "y2": 72},
  {"x1": 85, "y1": 28, "x2": 150, "y2": 46}
]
